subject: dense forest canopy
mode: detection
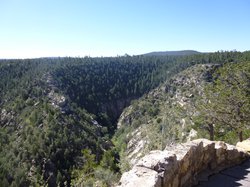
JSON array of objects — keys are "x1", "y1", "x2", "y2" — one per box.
[{"x1": 0, "y1": 51, "x2": 249, "y2": 186}]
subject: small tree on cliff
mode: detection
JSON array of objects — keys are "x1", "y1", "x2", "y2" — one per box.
[
  {"x1": 201, "y1": 61, "x2": 250, "y2": 142},
  {"x1": 196, "y1": 98, "x2": 217, "y2": 141}
]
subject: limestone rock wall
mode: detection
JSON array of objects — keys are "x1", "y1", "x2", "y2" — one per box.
[{"x1": 118, "y1": 139, "x2": 249, "y2": 187}]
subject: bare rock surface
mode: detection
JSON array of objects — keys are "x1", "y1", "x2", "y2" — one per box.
[
  {"x1": 118, "y1": 139, "x2": 249, "y2": 187},
  {"x1": 237, "y1": 139, "x2": 250, "y2": 152}
]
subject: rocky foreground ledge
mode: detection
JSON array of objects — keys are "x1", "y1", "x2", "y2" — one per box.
[{"x1": 118, "y1": 139, "x2": 249, "y2": 187}]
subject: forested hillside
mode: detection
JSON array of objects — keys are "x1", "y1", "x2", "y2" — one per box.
[
  {"x1": 52, "y1": 56, "x2": 180, "y2": 133},
  {"x1": 143, "y1": 50, "x2": 201, "y2": 56},
  {"x1": 0, "y1": 51, "x2": 249, "y2": 186},
  {"x1": 114, "y1": 52, "x2": 250, "y2": 174}
]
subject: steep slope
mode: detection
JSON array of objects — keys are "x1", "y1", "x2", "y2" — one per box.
[
  {"x1": 0, "y1": 55, "x2": 190, "y2": 186},
  {"x1": 0, "y1": 60, "x2": 102, "y2": 186},
  {"x1": 114, "y1": 64, "x2": 220, "y2": 170},
  {"x1": 51, "y1": 56, "x2": 181, "y2": 133},
  {"x1": 0, "y1": 51, "x2": 249, "y2": 186}
]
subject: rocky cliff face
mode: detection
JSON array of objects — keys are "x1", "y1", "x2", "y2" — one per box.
[
  {"x1": 118, "y1": 139, "x2": 249, "y2": 187},
  {"x1": 100, "y1": 96, "x2": 138, "y2": 126},
  {"x1": 115, "y1": 64, "x2": 220, "y2": 169},
  {"x1": 43, "y1": 73, "x2": 68, "y2": 113}
]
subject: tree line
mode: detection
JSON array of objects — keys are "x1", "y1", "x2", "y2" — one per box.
[{"x1": 0, "y1": 51, "x2": 249, "y2": 186}]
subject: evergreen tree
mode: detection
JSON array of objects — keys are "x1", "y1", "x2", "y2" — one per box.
[{"x1": 201, "y1": 61, "x2": 250, "y2": 141}]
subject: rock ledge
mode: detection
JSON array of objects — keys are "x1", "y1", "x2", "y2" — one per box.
[{"x1": 118, "y1": 139, "x2": 249, "y2": 187}]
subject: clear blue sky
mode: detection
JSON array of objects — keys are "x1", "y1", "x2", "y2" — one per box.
[{"x1": 0, "y1": 0, "x2": 249, "y2": 58}]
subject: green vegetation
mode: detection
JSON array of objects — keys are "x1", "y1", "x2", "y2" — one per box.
[
  {"x1": 114, "y1": 51, "x2": 250, "y2": 172},
  {"x1": 196, "y1": 61, "x2": 250, "y2": 143},
  {"x1": 52, "y1": 55, "x2": 182, "y2": 133},
  {"x1": 71, "y1": 148, "x2": 119, "y2": 187},
  {"x1": 0, "y1": 51, "x2": 249, "y2": 186},
  {"x1": 0, "y1": 55, "x2": 191, "y2": 186}
]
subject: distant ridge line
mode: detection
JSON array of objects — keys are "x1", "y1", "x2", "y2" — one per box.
[{"x1": 142, "y1": 50, "x2": 201, "y2": 56}]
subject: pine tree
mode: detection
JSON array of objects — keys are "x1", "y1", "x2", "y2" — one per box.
[{"x1": 202, "y1": 61, "x2": 250, "y2": 142}]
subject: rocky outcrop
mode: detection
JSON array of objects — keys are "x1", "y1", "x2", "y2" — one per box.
[
  {"x1": 43, "y1": 73, "x2": 69, "y2": 113},
  {"x1": 116, "y1": 64, "x2": 220, "y2": 168},
  {"x1": 0, "y1": 109, "x2": 15, "y2": 127},
  {"x1": 118, "y1": 139, "x2": 249, "y2": 187},
  {"x1": 237, "y1": 139, "x2": 250, "y2": 152},
  {"x1": 101, "y1": 96, "x2": 138, "y2": 125}
]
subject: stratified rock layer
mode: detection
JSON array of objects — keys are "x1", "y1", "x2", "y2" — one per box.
[{"x1": 118, "y1": 139, "x2": 249, "y2": 187}]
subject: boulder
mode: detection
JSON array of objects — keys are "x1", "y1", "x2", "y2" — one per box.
[
  {"x1": 136, "y1": 150, "x2": 177, "y2": 172},
  {"x1": 236, "y1": 139, "x2": 250, "y2": 152},
  {"x1": 119, "y1": 166, "x2": 161, "y2": 187}
]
